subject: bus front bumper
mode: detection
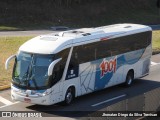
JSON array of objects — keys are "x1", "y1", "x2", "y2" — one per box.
[
  {"x1": 11, "y1": 86, "x2": 53, "y2": 105},
  {"x1": 11, "y1": 91, "x2": 53, "y2": 105}
]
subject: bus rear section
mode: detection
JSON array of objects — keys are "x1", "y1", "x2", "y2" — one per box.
[{"x1": 65, "y1": 29, "x2": 152, "y2": 97}]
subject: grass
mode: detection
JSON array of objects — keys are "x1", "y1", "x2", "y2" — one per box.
[
  {"x1": 152, "y1": 30, "x2": 160, "y2": 54},
  {"x1": 0, "y1": 36, "x2": 33, "y2": 88},
  {"x1": 0, "y1": 31, "x2": 160, "y2": 90},
  {"x1": 0, "y1": 26, "x2": 21, "y2": 31}
]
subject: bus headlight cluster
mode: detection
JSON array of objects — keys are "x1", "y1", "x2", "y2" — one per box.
[
  {"x1": 31, "y1": 90, "x2": 37, "y2": 95},
  {"x1": 42, "y1": 93, "x2": 47, "y2": 96},
  {"x1": 36, "y1": 93, "x2": 46, "y2": 97},
  {"x1": 30, "y1": 90, "x2": 48, "y2": 97}
]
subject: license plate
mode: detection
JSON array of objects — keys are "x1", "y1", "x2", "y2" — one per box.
[{"x1": 24, "y1": 98, "x2": 31, "y2": 103}]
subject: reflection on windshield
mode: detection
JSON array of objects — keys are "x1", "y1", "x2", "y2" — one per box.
[{"x1": 13, "y1": 52, "x2": 54, "y2": 89}]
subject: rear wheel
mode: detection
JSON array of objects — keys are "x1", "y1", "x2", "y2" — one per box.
[{"x1": 125, "y1": 71, "x2": 134, "y2": 87}]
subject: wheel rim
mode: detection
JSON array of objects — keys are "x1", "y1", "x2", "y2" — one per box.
[
  {"x1": 127, "y1": 76, "x2": 132, "y2": 85},
  {"x1": 66, "y1": 91, "x2": 72, "y2": 104}
]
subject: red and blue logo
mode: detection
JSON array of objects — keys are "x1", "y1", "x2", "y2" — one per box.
[
  {"x1": 99, "y1": 57, "x2": 117, "y2": 79},
  {"x1": 94, "y1": 56, "x2": 117, "y2": 90}
]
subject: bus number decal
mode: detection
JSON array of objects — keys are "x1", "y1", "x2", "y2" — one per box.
[{"x1": 99, "y1": 56, "x2": 117, "y2": 79}]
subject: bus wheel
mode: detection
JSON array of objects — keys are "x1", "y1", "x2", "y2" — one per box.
[
  {"x1": 64, "y1": 87, "x2": 74, "y2": 105},
  {"x1": 125, "y1": 71, "x2": 134, "y2": 87}
]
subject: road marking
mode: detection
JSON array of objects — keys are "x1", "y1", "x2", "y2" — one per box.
[
  {"x1": 0, "y1": 96, "x2": 20, "y2": 109},
  {"x1": 151, "y1": 61, "x2": 157, "y2": 65},
  {"x1": 0, "y1": 96, "x2": 13, "y2": 105},
  {"x1": 0, "y1": 101, "x2": 20, "y2": 109},
  {"x1": 91, "y1": 94, "x2": 126, "y2": 107},
  {"x1": 151, "y1": 61, "x2": 160, "y2": 66}
]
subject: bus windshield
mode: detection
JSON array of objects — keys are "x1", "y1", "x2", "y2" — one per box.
[{"x1": 12, "y1": 52, "x2": 54, "y2": 90}]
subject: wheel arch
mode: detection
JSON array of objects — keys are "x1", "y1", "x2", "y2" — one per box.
[
  {"x1": 63, "y1": 84, "x2": 76, "y2": 99},
  {"x1": 124, "y1": 69, "x2": 135, "y2": 87},
  {"x1": 127, "y1": 69, "x2": 134, "y2": 79}
]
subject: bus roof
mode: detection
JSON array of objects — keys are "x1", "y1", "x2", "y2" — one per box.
[{"x1": 19, "y1": 23, "x2": 152, "y2": 54}]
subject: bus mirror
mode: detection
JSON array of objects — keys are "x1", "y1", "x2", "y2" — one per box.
[
  {"x1": 5, "y1": 54, "x2": 16, "y2": 70},
  {"x1": 48, "y1": 58, "x2": 62, "y2": 76}
]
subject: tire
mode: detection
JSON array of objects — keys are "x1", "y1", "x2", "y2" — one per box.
[
  {"x1": 64, "y1": 87, "x2": 74, "y2": 105},
  {"x1": 125, "y1": 72, "x2": 134, "y2": 87}
]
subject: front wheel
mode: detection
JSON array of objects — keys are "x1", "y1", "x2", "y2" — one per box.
[
  {"x1": 124, "y1": 72, "x2": 134, "y2": 87},
  {"x1": 64, "y1": 88, "x2": 74, "y2": 105}
]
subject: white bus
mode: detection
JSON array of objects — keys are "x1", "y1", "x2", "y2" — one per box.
[{"x1": 5, "y1": 24, "x2": 152, "y2": 105}]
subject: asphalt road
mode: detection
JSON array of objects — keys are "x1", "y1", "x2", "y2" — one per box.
[
  {"x1": 0, "y1": 54, "x2": 159, "y2": 120},
  {"x1": 0, "y1": 25, "x2": 159, "y2": 37},
  {"x1": 149, "y1": 25, "x2": 160, "y2": 30},
  {"x1": 0, "y1": 30, "x2": 55, "y2": 37}
]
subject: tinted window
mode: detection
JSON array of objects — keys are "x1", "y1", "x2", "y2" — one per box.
[
  {"x1": 105, "y1": 31, "x2": 151, "y2": 57},
  {"x1": 72, "y1": 43, "x2": 96, "y2": 65},
  {"x1": 70, "y1": 31, "x2": 151, "y2": 66},
  {"x1": 51, "y1": 48, "x2": 70, "y2": 85}
]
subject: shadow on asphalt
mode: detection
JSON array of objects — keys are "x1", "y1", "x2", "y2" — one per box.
[{"x1": 27, "y1": 78, "x2": 160, "y2": 118}]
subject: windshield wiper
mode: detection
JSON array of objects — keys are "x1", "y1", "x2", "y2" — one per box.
[
  {"x1": 18, "y1": 65, "x2": 30, "y2": 86},
  {"x1": 28, "y1": 77, "x2": 39, "y2": 89},
  {"x1": 27, "y1": 55, "x2": 39, "y2": 89}
]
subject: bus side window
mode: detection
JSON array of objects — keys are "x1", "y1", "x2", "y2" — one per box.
[
  {"x1": 68, "y1": 52, "x2": 78, "y2": 70},
  {"x1": 96, "y1": 40, "x2": 111, "y2": 58},
  {"x1": 66, "y1": 48, "x2": 80, "y2": 80},
  {"x1": 51, "y1": 62, "x2": 63, "y2": 84},
  {"x1": 50, "y1": 48, "x2": 70, "y2": 85}
]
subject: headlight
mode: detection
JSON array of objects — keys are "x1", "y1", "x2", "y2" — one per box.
[
  {"x1": 42, "y1": 93, "x2": 47, "y2": 96},
  {"x1": 31, "y1": 90, "x2": 37, "y2": 95}
]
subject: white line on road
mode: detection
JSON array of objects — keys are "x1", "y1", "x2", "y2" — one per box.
[
  {"x1": 0, "y1": 101, "x2": 20, "y2": 109},
  {"x1": 151, "y1": 61, "x2": 157, "y2": 65},
  {"x1": 0, "y1": 96, "x2": 13, "y2": 105},
  {"x1": 91, "y1": 94, "x2": 126, "y2": 107},
  {"x1": 0, "y1": 96, "x2": 20, "y2": 109},
  {"x1": 151, "y1": 61, "x2": 160, "y2": 66}
]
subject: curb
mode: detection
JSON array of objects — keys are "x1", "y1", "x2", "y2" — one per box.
[
  {"x1": 0, "y1": 85, "x2": 10, "y2": 91},
  {"x1": 50, "y1": 26, "x2": 69, "y2": 31},
  {"x1": 152, "y1": 50, "x2": 160, "y2": 55}
]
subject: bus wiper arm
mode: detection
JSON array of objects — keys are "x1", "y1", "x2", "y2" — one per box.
[
  {"x1": 30, "y1": 78, "x2": 39, "y2": 89},
  {"x1": 19, "y1": 66, "x2": 30, "y2": 86}
]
